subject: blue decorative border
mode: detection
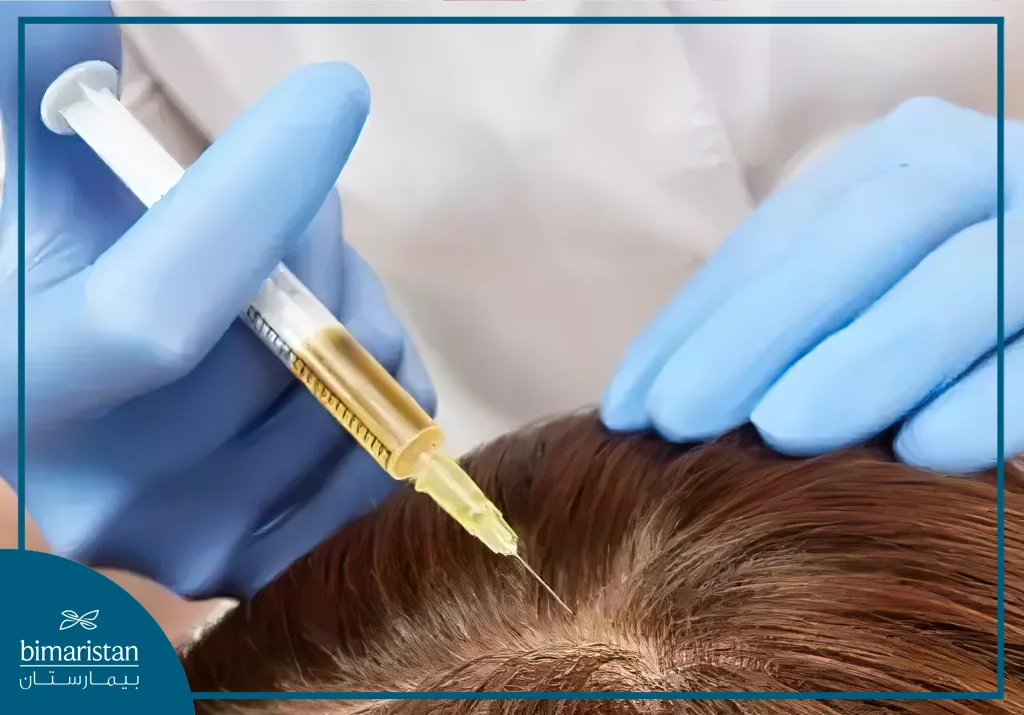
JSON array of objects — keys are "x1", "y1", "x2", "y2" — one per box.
[{"x1": 17, "y1": 14, "x2": 1006, "y2": 702}]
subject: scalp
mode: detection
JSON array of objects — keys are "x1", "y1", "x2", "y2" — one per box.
[{"x1": 182, "y1": 411, "x2": 1024, "y2": 714}]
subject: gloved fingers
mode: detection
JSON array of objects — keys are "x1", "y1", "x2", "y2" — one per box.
[
  {"x1": 0, "y1": 2, "x2": 119, "y2": 172},
  {"x1": 74, "y1": 382, "x2": 359, "y2": 595},
  {"x1": 224, "y1": 446, "x2": 398, "y2": 597},
  {"x1": 335, "y1": 243, "x2": 436, "y2": 412},
  {"x1": 170, "y1": 290, "x2": 429, "y2": 595},
  {"x1": 629, "y1": 165, "x2": 993, "y2": 443},
  {"x1": 896, "y1": 333, "x2": 1024, "y2": 474},
  {"x1": 51, "y1": 236, "x2": 425, "y2": 590},
  {"x1": 85, "y1": 62, "x2": 370, "y2": 381},
  {"x1": 20, "y1": 322, "x2": 290, "y2": 474},
  {"x1": 0, "y1": 2, "x2": 118, "y2": 123},
  {"x1": 751, "y1": 210, "x2": 1023, "y2": 458},
  {"x1": 599, "y1": 98, "x2": 987, "y2": 433},
  {"x1": 599, "y1": 141, "x2": 876, "y2": 431},
  {"x1": 165, "y1": 247, "x2": 429, "y2": 595},
  {"x1": 10, "y1": 63, "x2": 371, "y2": 426},
  {"x1": 11, "y1": 191, "x2": 347, "y2": 430},
  {"x1": 336, "y1": 241, "x2": 406, "y2": 373},
  {"x1": 282, "y1": 186, "x2": 347, "y2": 318},
  {"x1": 286, "y1": 190, "x2": 426, "y2": 386},
  {"x1": 0, "y1": 3, "x2": 139, "y2": 291}
]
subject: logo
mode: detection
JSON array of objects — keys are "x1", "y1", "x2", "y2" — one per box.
[
  {"x1": 17, "y1": 609, "x2": 140, "y2": 692},
  {"x1": 59, "y1": 610, "x2": 99, "y2": 631}
]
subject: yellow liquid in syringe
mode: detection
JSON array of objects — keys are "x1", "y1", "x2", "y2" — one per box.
[
  {"x1": 293, "y1": 325, "x2": 439, "y2": 476},
  {"x1": 289, "y1": 324, "x2": 519, "y2": 557}
]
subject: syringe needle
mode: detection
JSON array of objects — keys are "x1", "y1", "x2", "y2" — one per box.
[
  {"x1": 514, "y1": 553, "x2": 573, "y2": 616},
  {"x1": 42, "y1": 62, "x2": 575, "y2": 616}
]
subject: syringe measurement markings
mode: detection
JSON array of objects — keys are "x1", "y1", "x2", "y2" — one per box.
[
  {"x1": 242, "y1": 306, "x2": 393, "y2": 470},
  {"x1": 244, "y1": 306, "x2": 292, "y2": 363},
  {"x1": 291, "y1": 358, "x2": 393, "y2": 469}
]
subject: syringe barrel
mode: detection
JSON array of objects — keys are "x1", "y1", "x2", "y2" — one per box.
[
  {"x1": 45, "y1": 60, "x2": 445, "y2": 479},
  {"x1": 243, "y1": 265, "x2": 444, "y2": 477}
]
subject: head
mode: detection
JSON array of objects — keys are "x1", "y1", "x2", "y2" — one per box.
[{"x1": 181, "y1": 411, "x2": 1023, "y2": 713}]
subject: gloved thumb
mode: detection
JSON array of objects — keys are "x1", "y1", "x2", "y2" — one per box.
[
  {"x1": 0, "y1": 2, "x2": 120, "y2": 144},
  {"x1": 84, "y1": 61, "x2": 370, "y2": 380},
  {"x1": 0, "y1": 2, "x2": 124, "y2": 244}
]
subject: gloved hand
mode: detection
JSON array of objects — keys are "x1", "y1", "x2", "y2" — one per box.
[
  {"x1": 602, "y1": 97, "x2": 1022, "y2": 474},
  {"x1": 0, "y1": 2, "x2": 435, "y2": 598}
]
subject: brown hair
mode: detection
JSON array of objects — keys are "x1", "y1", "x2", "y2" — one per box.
[{"x1": 181, "y1": 411, "x2": 1024, "y2": 713}]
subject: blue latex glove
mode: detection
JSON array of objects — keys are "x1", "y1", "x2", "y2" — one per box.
[
  {"x1": 602, "y1": 97, "x2": 1022, "y2": 474},
  {"x1": 0, "y1": 2, "x2": 435, "y2": 598}
]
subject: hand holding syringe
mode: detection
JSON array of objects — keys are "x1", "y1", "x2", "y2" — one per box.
[{"x1": 41, "y1": 61, "x2": 568, "y2": 612}]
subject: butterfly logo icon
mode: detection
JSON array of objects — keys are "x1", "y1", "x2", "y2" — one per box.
[{"x1": 60, "y1": 610, "x2": 99, "y2": 631}]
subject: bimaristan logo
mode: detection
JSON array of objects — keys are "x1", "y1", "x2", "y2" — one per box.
[
  {"x1": 17, "y1": 609, "x2": 140, "y2": 691},
  {"x1": 59, "y1": 610, "x2": 100, "y2": 631}
]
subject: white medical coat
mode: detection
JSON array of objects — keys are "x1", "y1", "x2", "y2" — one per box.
[{"x1": 108, "y1": 0, "x2": 1023, "y2": 455}]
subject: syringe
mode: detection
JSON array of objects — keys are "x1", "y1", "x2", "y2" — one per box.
[{"x1": 41, "y1": 61, "x2": 569, "y2": 614}]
